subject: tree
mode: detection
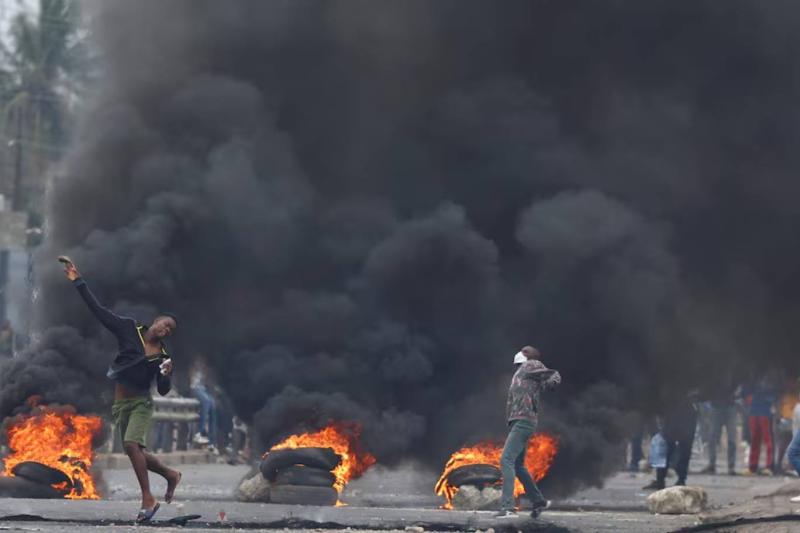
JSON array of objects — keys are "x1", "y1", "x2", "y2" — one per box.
[{"x1": 1, "y1": 0, "x2": 85, "y2": 217}]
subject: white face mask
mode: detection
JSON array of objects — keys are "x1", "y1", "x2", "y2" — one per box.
[{"x1": 513, "y1": 351, "x2": 527, "y2": 365}]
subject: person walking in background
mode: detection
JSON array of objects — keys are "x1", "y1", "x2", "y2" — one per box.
[
  {"x1": 697, "y1": 401, "x2": 713, "y2": 463},
  {"x1": 702, "y1": 380, "x2": 739, "y2": 475},
  {"x1": 643, "y1": 392, "x2": 699, "y2": 490},
  {"x1": 738, "y1": 383, "x2": 751, "y2": 465},
  {"x1": 627, "y1": 413, "x2": 652, "y2": 473},
  {"x1": 495, "y1": 346, "x2": 561, "y2": 519},
  {"x1": 228, "y1": 415, "x2": 249, "y2": 465},
  {"x1": 794, "y1": 395, "x2": 800, "y2": 457},
  {"x1": 784, "y1": 391, "x2": 800, "y2": 501},
  {"x1": 629, "y1": 429, "x2": 644, "y2": 473},
  {"x1": 745, "y1": 375, "x2": 776, "y2": 475},
  {"x1": 190, "y1": 358, "x2": 218, "y2": 453},
  {"x1": 775, "y1": 379, "x2": 799, "y2": 473}
]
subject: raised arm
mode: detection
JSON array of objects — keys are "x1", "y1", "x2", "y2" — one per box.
[
  {"x1": 543, "y1": 369, "x2": 561, "y2": 390},
  {"x1": 520, "y1": 360, "x2": 562, "y2": 389},
  {"x1": 63, "y1": 259, "x2": 129, "y2": 335}
]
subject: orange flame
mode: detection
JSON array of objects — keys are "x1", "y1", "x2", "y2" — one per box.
[
  {"x1": 266, "y1": 421, "x2": 376, "y2": 500},
  {"x1": 2, "y1": 403, "x2": 103, "y2": 499},
  {"x1": 434, "y1": 434, "x2": 558, "y2": 509}
]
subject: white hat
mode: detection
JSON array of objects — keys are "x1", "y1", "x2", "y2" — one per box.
[{"x1": 513, "y1": 351, "x2": 527, "y2": 364}]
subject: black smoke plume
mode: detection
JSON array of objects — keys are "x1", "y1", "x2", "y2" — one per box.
[{"x1": 3, "y1": 0, "x2": 800, "y2": 495}]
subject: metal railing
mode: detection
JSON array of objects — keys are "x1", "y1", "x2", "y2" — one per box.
[{"x1": 107, "y1": 395, "x2": 201, "y2": 453}]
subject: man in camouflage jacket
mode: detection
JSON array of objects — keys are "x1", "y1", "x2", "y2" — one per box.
[{"x1": 497, "y1": 346, "x2": 561, "y2": 518}]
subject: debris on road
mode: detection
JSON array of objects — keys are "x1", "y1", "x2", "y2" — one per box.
[
  {"x1": 451, "y1": 485, "x2": 501, "y2": 510},
  {"x1": 647, "y1": 486, "x2": 708, "y2": 514},
  {"x1": 236, "y1": 470, "x2": 271, "y2": 503}
]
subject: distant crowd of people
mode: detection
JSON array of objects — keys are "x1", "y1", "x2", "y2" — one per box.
[{"x1": 632, "y1": 374, "x2": 800, "y2": 501}]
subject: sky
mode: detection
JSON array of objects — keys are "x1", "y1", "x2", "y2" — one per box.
[{"x1": 0, "y1": 0, "x2": 36, "y2": 53}]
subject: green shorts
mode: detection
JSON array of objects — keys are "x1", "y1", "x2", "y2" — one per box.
[{"x1": 112, "y1": 396, "x2": 153, "y2": 448}]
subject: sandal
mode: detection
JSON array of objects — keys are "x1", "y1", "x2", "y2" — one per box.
[{"x1": 135, "y1": 502, "x2": 160, "y2": 523}]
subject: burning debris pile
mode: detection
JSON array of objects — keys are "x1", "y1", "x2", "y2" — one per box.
[
  {"x1": 240, "y1": 422, "x2": 375, "y2": 506},
  {"x1": 1, "y1": 401, "x2": 103, "y2": 499},
  {"x1": 435, "y1": 435, "x2": 557, "y2": 510}
]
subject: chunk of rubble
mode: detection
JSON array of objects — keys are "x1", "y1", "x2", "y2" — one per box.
[
  {"x1": 647, "y1": 486, "x2": 708, "y2": 514},
  {"x1": 451, "y1": 485, "x2": 502, "y2": 510},
  {"x1": 236, "y1": 471, "x2": 271, "y2": 503}
]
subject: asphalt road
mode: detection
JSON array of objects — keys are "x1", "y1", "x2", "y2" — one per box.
[
  {"x1": 0, "y1": 462, "x2": 793, "y2": 533},
  {"x1": 0, "y1": 498, "x2": 690, "y2": 533}
]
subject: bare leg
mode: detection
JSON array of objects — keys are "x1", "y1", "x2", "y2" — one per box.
[
  {"x1": 143, "y1": 450, "x2": 181, "y2": 503},
  {"x1": 123, "y1": 441, "x2": 156, "y2": 509}
]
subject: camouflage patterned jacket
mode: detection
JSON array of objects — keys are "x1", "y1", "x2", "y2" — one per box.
[{"x1": 506, "y1": 359, "x2": 561, "y2": 426}]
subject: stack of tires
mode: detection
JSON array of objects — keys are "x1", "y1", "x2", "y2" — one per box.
[
  {"x1": 446, "y1": 464, "x2": 502, "y2": 510},
  {"x1": 0, "y1": 462, "x2": 70, "y2": 499},
  {"x1": 260, "y1": 447, "x2": 341, "y2": 506}
]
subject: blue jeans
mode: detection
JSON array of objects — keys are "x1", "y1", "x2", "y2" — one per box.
[
  {"x1": 500, "y1": 419, "x2": 545, "y2": 510},
  {"x1": 192, "y1": 385, "x2": 217, "y2": 445},
  {"x1": 787, "y1": 429, "x2": 800, "y2": 475}
]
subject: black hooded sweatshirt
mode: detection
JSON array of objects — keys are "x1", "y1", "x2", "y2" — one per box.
[{"x1": 73, "y1": 278, "x2": 172, "y2": 396}]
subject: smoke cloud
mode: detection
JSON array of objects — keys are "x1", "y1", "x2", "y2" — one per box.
[{"x1": 3, "y1": 0, "x2": 800, "y2": 495}]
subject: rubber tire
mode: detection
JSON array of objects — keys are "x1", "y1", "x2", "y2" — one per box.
[
  {"x1": 273, "y1": 465, "x2": 335, "y2": 487},
  {"x1": 11, "y1": 462, "x2": 72, "y2": 489},
  {"x1": 0, "y1": 476, "x2": 63, "y2": 499},
  {"x1": 268, "y1": 484, "x2": 338, "y2": 506},
  {"x1": 446, "y1": 463, "x2": 501, "y2": 488},
  {"x1": 260, "y1": 447, "x2": 340, "y2": 481}
]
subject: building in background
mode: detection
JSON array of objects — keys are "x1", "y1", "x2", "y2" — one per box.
[{"x1": 0, "y1": 193, "x2": 28, "y2": 335}]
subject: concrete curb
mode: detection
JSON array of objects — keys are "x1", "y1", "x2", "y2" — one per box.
[{"x1": 94, "y1": 451, "x2": 217, "y2": 469}]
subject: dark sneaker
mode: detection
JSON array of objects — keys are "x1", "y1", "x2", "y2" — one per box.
[
  {"x1": 728, "y1": 469, "x2": 738, "y2": 476},
  {"x1": 530, "y1": 500, "x2": 551, "y2": 518},
  {"x1": 494, "y1": 509, "x2": 518, "y2": 519},
  {"x1": 699, "y1": 465, "x2": 716, "y2": 474},
  {"x1": 642, "y1": 480, "x2": 665, "y2": 490},
  {"x1": 675, "y1": 479, "x2": 686, "y2": 486}
]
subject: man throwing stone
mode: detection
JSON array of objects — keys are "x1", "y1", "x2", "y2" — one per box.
[
  {"x1": 62, "y1": 257, "x2": 181, "y2": 523},
  {"x1": 496, "y1": 346, "x2": 561, "y2": 519}
]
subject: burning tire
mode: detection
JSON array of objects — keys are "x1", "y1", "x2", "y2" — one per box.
[
  {"x1": 446, "y1": 464, "x2": 501, "y2": 488},
  {"x1": 0, "y1": 476, "x2": 63, "y2": 499},
  {"x1": 273, "y1": 465, "x2": 335, "y2": 487},
  {"x1": 11, "y1": 462, "x2": 72, "y2": 489},
  {"x1": 269, "y1": 484, "x2": 338, "y2": 506},
  {"x1": 260, "y1": 447, "x2": 341, "y2": 481}
]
